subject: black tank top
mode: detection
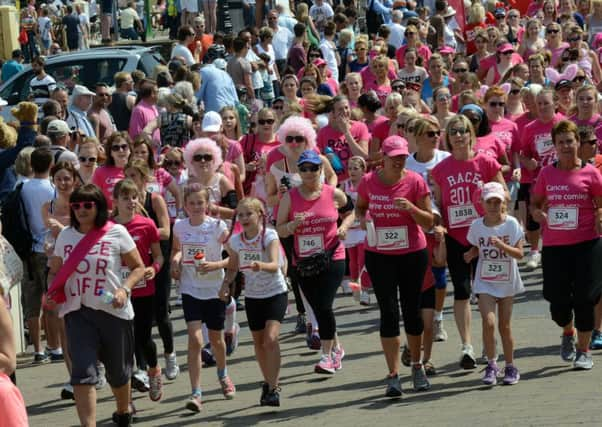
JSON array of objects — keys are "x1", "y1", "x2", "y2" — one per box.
[
  {"x1": 144, "y1": 191, "x2": 159, "y2": 226},
  {"x1": 159, "y1": 111, "x2": 190, "y2": 148},
  {"x1": 109, "y1": 92, "x2": 132, "y2": 132}
]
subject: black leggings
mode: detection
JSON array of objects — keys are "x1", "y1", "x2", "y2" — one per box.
[
  {"x1": 297, "y1": 260, "x2": 345, "y2": 340},
  {"x1": 281, "y1": 236, "x2": 306, "y2": 315},
  {"x1": 445, "y1": 235, "x2": 477, "y2": 301},
  {"x1": 365, "y1": 249, "x2": 428, "y2": 337},
  {"x1": 154, "y1": 236, "x2": 174, "y2": 355},
  {"x1": 132, "y1": 296, "x2": 158, "y2": 370}
]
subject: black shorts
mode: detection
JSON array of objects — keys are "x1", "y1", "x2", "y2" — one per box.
[
  {"x1": 181, "y1": 294, "x2": 226, "y2": 331},
  {"x1": 517, "y1": 183, "x2": 540, "y2": 232},
  {"x1": 245, "y1": 292, "x2": 288, "y2": 331},
  {"x1": 542, "y1": 239, "x2": 602, "y2": 305},
  {"x1": 420, "y1": 286, "x2": 435, "y2": 310},
  {"x1": 65, "y1": 306, "x2": 134, "y2": 388}
]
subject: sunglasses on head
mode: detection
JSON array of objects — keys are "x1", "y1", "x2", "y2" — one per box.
[
  {"x1": 425, "y1": 130, "x2": 441, "y2": 137},
  {"x1": 489, "y1": 101, "x2": 506, "y2": 107},
  {"x1": 449, "y1": 127, "x2": 468, "y2": 136},
  {"x1": 163, "y1": 160, "x2": 181, "y2": 167},
  {"x1": 285, "y1": 135, "x2": 305, "y2": 143},
  {"x1": 70, "y1": 201, "x2": 96, "y2": 210},
  {"x1": 78, "y1": 156, "x2": 97, "y2": 163},
  {"x1": 258, "y1": 118, "x2": 275, "y2": 125},
  {"x1": 193, "y1": 153, "x2": 213, "y2": 162},
  {"x1": 299, "y1": 164, "x2": 320, "y2": 172},
  {"x1": 111, "y1": 144, "x2": 129, "y2": 152}
]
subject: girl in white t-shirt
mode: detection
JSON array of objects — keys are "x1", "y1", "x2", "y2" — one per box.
[
  {"x1": 224, "y1": 198, "x2": 288, "y2": 407},
  {"x1": 170, "y1": 185, "x2": 234, "y2": 412},
  {"x1": 464, "y1": 182, "x2": 524, "y2": 387}
]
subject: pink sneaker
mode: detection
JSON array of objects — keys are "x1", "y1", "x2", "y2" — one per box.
[
  {"x1": 332, "y1": 347, "x2": 345, "y2": 371},
  {"x1": 314, "y1": 354, "x2": 336, "y2": 374},
  {"x1": 219, "y1": 375, "x2": 236, "y2": 399}
]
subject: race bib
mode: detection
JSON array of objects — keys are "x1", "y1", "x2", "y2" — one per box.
[
  {"x1": 239, "y1": 249, "x2": 262, "y2": 269},
  {"x1": 535, "y1": 138, "x2": 556, "y2": 166},
  {"x1": 120, "y1": 266, "x2": 146, "y2": 289},
  {"x1": 376, "y1": 226, "x2": 409, "y2": 250},
  {"x1": 297, "y1": 234, "x2": 324, "y2": 257},
  {"x1": 448, "y1": 204, "x2": 478, "y2": 228},
  {"x1": 480, "y1": 259, "x2": 511, "y2": 283},
  {"x1": 182, "y1": 243, "x2": 205, "y2": 264},
  {"x1": 548, "y1": 207, "x2": 578, "y2": 230}
]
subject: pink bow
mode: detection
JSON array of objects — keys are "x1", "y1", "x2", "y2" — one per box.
[
  {"x1": 545, "y1": 64, "x2": 578, "y2": 83},
  {"x1": 479, "y1": 83, "x2": 511, "y2": 98}
]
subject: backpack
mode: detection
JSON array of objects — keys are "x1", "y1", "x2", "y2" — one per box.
[
  {"x1": 0, "y1": 182, "x2": 33, "y2": 260},
  {"x1": 366, "y1": 0, "x2": 384, "y2": 36}
]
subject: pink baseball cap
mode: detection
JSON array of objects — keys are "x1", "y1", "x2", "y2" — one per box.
[
  {"x1": 382, "y1": 136, "x2": 409, "y2": 157},
  {"x1": 482, "y1": 182, "x2": 505, "y2": 201},
  {"x1": 497, "y1": 43, "x2": 514, "y2": 54},
  {"x1": 439, "y1": 46, "x2": 455, "y2": 55},
  {"x1": 313, "y1": 58, "x2": 327, "y2": 67}
]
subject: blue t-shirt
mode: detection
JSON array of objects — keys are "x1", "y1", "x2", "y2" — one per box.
[
  {"x1": 421, "y1": 75, "x2": 450, "y2": 107},
  {"x1": 1, "y1": 60, "x2": 23, "y2": 82}
]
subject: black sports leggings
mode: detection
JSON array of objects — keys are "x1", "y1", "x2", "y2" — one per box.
[
  {"x1": 153, "y1": 237, "x2": 174, "y2": 355},
  {"x1": 132, "y1": 296, "x2": 158, "y2": 370}
]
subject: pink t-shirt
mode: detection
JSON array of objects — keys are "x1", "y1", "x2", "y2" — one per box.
[
  {"x1": 226, "y1": 138, "x2": 243, "y2": 163},
  {"x1": 288, "y1": 184, "x2": 345, "y2": 262},
  {"x1": 396, "y1": 45, "x2": 432, "y2": 69},
  {"x1": 480, "y1": 53, "x2": 523, "y2": 79},
  {"x1": 475, "y1": 133, "x2": 506, "y2": 161},
  {"x1": 532, "y1": 163, "x2": 602, "y2": 246},
  {"x1": 0, "y1": 373, "x2": 28, "y2": 427},
  {"x1": 490, "y1": 118, "x2": 520, "y2": 181},
  {"x1": 431, "y1": 154, "x2": 502, "y2": 245},
  {"x1": 123, "y1": 214, "x2": 160, "y2": 298},
  {"x1": 366, "y1": 115, "x2": 388, "y2": 136},
  {"x1": 569, "y1": 113, "x2": 602, "y2": 151},
  {"x1": 317, "y1": 121, "x2": 370, "y2": 181},
  {"x1": 357, "y1": 170, "x2": 429, "y2": 255},
  {"x1": 360, "y1": 62, "x2": 397, "y2": 88},
  {"x1": 362, "y1": 79, "x2": 392, "y2": 106},
  {"x1": 92, "y1": 165, "x2": 124, "y2": 210},
  {"x1": 548, "y1": 42, "x2": 570, "y2": 68},
  {"x1": 371, "y1": 118, "x2": 392, "y2": 144},
  {"x1": 128, "y1": 100, "x2": 159, "y2": 141},
  {"x1": 514, "y1": 112, "x2": 537, "y2": 184},
  {"x1": 239, "y1": 134, "x2": 281, "y2": 194},
  {"x1": 520, "y1": 113, "x2": 565, "y2": 181}
]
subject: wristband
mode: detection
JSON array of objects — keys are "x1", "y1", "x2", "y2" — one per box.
[{"x1": 153, "y1": 262, "x2": 161, "y2": 274}]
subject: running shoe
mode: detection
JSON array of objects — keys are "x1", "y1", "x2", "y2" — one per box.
[
  {"x1": 164, "y1": 352, "x2": 179, "y2": 380},
  {"x1": 574, "y1": 350, "x2": 594, "y2": 370},
  {"x1": 148, "y1": 368, "x2": 163, "y2": 401},
  {"x1": 423, "y1": 360, "x2": 437, "y2": 376},
  {"x1": 220, "y1": 376, "x2": 236, "y2": 399},
  {"x1": 525, "y1": 251, "x2": 541, "y2": 270},
  {"x1": 561, "y1": 333, "x2": 577, "y2": 362},
  {"x1": 261, "y1": 386, "x2": 281, "y2": 407},
  {"x1": 482, "y1": 362, "x2": 499, "y2": 386},
  {"x1": 225, "y1": 323, "x2": 240, "y2": 356},
  {"x1": 359, "y1": 290, "x2": 371, "y2": 306},
  {"x1": 459, "y1": 344, "x2": 477, "y2": 370},
  {"x1": 32, "y1": 352, "x2": 50, "y2": 365},
  {"x1": 503, "y1": 365, "x2": 520, "y2": 385},
  {"x1": 401, "y1": 344, "x2": 411, "y2": 367},
  {"x1": 590, "y1": 330, "x2": 602, "y2": 350},
  {"x1": 96, "y1": 363, "x2": 107, "y2": 390},
  {"x1": 132, "y1": 369, "x2": 150, "y2": 393},
  {"x1": 202, "y1": 344, "x2": 216, "y2": 367},
  {"x1": 185, "y1": 393, "x2": 203, "y2": 412},
  {"x1": 433, "y1": 320, "x2": 448, "y2": 342},
  {"x1": 332, "y1": 346, "x2": 345, "y2": 371},
  {"x1": 61, "y1": 383, "x2": 74, "y2": 400},
  {"x1": 307, "y1": 333, "x2": 321, "y2": 351},
  {"x1": 412, "y1": 364, "x2": 431, "y2": 391},
  {"x1": 111, "y1": 411, "x2": 132, "y2": 427},
  {"x1": 341, "y1": 280, "x2": 353, "y2": 295},
  {"x1": 45, "y1": 347, "x2": 64, "y2": 363},
  {"x1": 314, "y1": 353, "x2": 336, "y2": 374},
  {"x1": 385, "y1": 374, "x2": 402, "y2": 398},
  {"x1": 260, "y1": 382, "x2": 269, "y2": 404},
  {"x1": 294, "y1": 314, "x2": 307, "y2": 334},
  {"x1": 470, "y1": 293, "x2": 478, "y2": 305}
]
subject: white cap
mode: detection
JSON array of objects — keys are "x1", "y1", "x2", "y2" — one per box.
[
  {"x1": 47, "y1": 119, "x2": 70, "y2": 135},
  {"x1": 482, "y1": 182, "x2": 505, "y2": 201},
  {"x1": 72, "y1": 84, "x2": 95, "y2": 97},
  {"x1": 202, "y1": 111, "x2": 222, "y2": 132},
  {"x1": 213, "y1": 58, "x2": 227, "y2": 70}
]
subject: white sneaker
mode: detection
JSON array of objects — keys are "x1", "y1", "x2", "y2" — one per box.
[
  {"x1": 341, "y1": 280, "x2": 352, "y2": 295},
  {"x1": 359, "y1": 290, "x2": 370, "y2": 305},
  {"x1": 459, "y1": 344, "x2": 477, "y2": 370},
  {"x1": 164, "y1": 352, "x2": 179, "y2": 380},
  {"x1": 96, "y1": 363, "x2": 107, "y2": 390},
  {"x1": 526, "y1": 252, "x2": 541, "y2": 270}
]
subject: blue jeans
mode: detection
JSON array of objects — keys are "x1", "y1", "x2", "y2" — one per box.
[{"x1": 120, "y1": 27, "x2": 139, "y2": 40}]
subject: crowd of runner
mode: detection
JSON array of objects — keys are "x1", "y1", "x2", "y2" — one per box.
[{"x1": 2, "y1": 0, "x2": 602, "y2": 425}]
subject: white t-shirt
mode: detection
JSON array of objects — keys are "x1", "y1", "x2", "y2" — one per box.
[
  {"x1": 171, "y1": 43, "x2": 195, "y2": 66},
  {"x1": 397, "y1": 66, "x2": 428, "y2": 85},
  {"x1": 320, "y1": 39, "x2": 339, "y2": 82},
  {"x1": 38, "y1": 16, "x2": 52, "y2": 41},
  {"x1": 466, "y1": 216, "x2": 525, "y2": 298},
  {"x1": 21, "y1": 178, "x2": 55, "y2": 253},
  {"x1": 174, "y1": 216, "x2": 227, "y2": 300},
  {"x1": 272, "y1": 26, "x2": 294, "y2": 61},
  {"x1": 255, "y1": 43, "x2": 278, "y2": 82},
  {"x1": 54, "y1": 224, "x2": 137, "y2": 320},
  {"x1": 228, "y1": 228, "x2": 287, "y2": 299},
  {"x1": 120, "y1": 7, "x2": 139, "y2": 29},
  {"x1": 406, "y1": 149, "x2": 450, "y2": 219},
  {"x1": 309, "y1": 3, "x2": 334, "y2": 32},
  {"x1": 387, "y1": 22, "x2": 406, "y2": 49}
]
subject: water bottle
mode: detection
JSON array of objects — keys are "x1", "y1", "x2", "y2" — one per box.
[
  {"x1": 366, "y1": 219, "x2": 377, "y2": 247},
  {"x1": 99, "y1": 289, "x2": 114, "y2": 304},
  {"x1": 324, "y1": 147, "x2": 344, "y2": 174},
  {"x1": 280, "y1": 175, "x2": 291, "y2": 190}
]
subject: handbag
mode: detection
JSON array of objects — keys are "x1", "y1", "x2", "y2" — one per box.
[
  {"x1": 45, "y1": 222, "x2": 114, "y2": 305},
  {"x1": 295, "y1": 243, "x2": 339, "y2": 278},
  {"x1": 0, "y1": 235, "x2": 23, "y2": 298}
]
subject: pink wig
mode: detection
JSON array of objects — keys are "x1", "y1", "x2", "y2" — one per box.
[
  {"x1": 184, "y1": 138, "x2": 223, "y2": 174},
  {"x1": 276, "y1": 116, "x2": 316, "y2": 149}
]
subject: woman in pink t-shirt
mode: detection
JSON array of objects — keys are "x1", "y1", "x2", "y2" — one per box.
[
  {"x1": 276, "y1": 150, "x2": 353, "y2": 376},
  {"x1": 92, "y1": 132, "x2": 132, "y2": 210},
  {"x1": 531, "y1": 120, "x2": 602, "y2": 370},
  {"x1": 362, "y1": 55, "x2": 392, "y2": 106},
  {"x1": 569, "y1": 85, "x2": 602, "y2": 150},
  {"x1": 431, "y1": 115, "x2": 505, "y2": 370},
  {"x1": 356, "y1": 135, "x2": 434, "y2": 397}
]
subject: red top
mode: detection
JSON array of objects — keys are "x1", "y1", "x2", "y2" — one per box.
[{"x1": 122, "y1": 214, "x2": 160, "y2": 298}]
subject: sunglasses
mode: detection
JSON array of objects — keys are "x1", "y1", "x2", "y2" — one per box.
[
  {"x1": 163, "y1": 160, "x2": 181, "y2": 167},
  {"x1": 573, "y1": 76, "x2": 586, "y2": 82},
  {"x1": 405, "y1": 32, "x2": 416, "y2": 36},
  {"x1": 449, "y1": 127, "x2": 468, "y2": 136},
  {"x1": 258, "y1": 118, "x2": 275, "y2": 125},
  {"x1": 437, "y1": 94, "x2": 451, "y2": 101},
  {"x1": 299, "y1": 164, "x2": 320, "y2": 172},
  {"x1": 509, "y1": 14, "x2": 519, "y2": 18},
  {"x1": 453, "y1": 68, "x2": 467, "y2": 73},
  {"x1": 489, "y1": 101, "x2": 506, "y2": 107},
  {"x1": 285, "y1": 135, "x2": 305, "y2": 143},
  {"x1": 425, "y1": 130, "x2": 441, "y2": 137},
  {"x1": 569, "y1": 36, "x2": 581, "y2": 42},
  {"x1": 78, "y1": 156, "x2": 97, "y2": 163},
  {"x1": 193, "y1": 153, "x2": 213, "y2": 162},
  {"x1": 273, "y1": 105, "x2": 283, "y2": 110},
  {"x1": 510, "y1": 89, "x2": 521, "y2": 95},
  {"x1": 392, "y1": 85, "x2": 405, "y2": 91},
  {"x1": 70, "y1": 201, "x2": 96, "y2": 210},
  {"x1": 501, "y1": 51, "x2": 513, "y2": 56},
  {"x1": 309, "y1": 53, "x2": 321, "y2": 58},
  {"x1": 111, "y1": 144, "x2": 129, "y2": 152},
  {"x1": 547, "y1": 29, "x2": 560, "y2": 34},
  {"x1": 96, "y1": 93, "x2": 110, "y2": 97},
  {"x1": 407, "y1": 127, "x2": 415, "y2": 133},
  {"x1": 582, "y1": 139, "x2": 598, "y2": 145},
  {"x1": 397, "y1": 123, "x2": 405, "y2": 129}
]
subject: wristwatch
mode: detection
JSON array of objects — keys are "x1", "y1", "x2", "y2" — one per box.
[{"x1": 121, "y1": 286, "x2": 132, "y2": 298}]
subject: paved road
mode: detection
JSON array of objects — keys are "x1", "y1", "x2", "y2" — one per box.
[{"x1": 16, "y1": 261, "x2": 600, "y2": 426}]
